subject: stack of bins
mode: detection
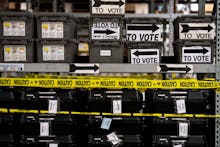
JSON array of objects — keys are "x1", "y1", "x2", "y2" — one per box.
[
  {"x1": 173, "y1": 16, "x2": 215, "y2": 64},
  {"x1": 89, "y1": 0, "x2": 125, "y2": 63},
  {"x1": 144, "y1": 89, "x2": 215, "y2": 147},
  {"x1": 36, "y1": 13, "x2": 79, "y2": 63},
  {"x1": 87, "y1": 89, "x2": 144, "y2": 146},
  {"x1": 0, "y1": 12, "x2": 34, "y2": 63},
  {"x1": 126, "y1": 18, "x2": 166, "y2": 64}
]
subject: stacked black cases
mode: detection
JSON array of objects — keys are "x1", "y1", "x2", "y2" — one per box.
[
  {"x1": 0, "y1": 12, "x2": 34, "y2": 63},
  {"x1": 173, "y1": 16, "x2": 215, "y2": 64},
  {"x1": 126, "y1": 18, "x2": 166, "y2": 64},
  {"x1": 144, "y1": 89, "x2": 215, "y2": 147},
  {"x1": 87, "y1": 89, "x2": 144, "y2": 146},
  {"x1": 35, "y1": 13, "x2": 79, "y2": 63}
]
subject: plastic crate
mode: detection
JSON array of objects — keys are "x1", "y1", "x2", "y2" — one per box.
[
  {"x1": 174, "y1": 40, "x2": 214, "y2": 64},
  {"x1": 0, "y1": 12, "x2": 34, "y2": 39},
  {"x1": 126, "y1": 18, "x2": 166, "y2": 42},
  {"x1": 37, "y1": 39, "x2": 78, "y2": 63},
  {"x1": 0, "y1": 39, "x2": 34, "y2": 63},
  {"x1": 173, "y1": 16, "x2": 215, "y2": 40},
  {"x1": 36, "y1": 13, "x2": 79, "y2": 39},
  {"x1": 89, "y1": 41, "x2": 124, "y2": 63},
  {"x1": 89, "y1": 17, "x2": 123, "y2": 41},
  {"x1": 127, "y1": 42, "x2": 163, "y2": 64}
]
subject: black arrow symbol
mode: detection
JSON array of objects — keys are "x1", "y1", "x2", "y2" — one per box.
[
  {"x1": 93, "y1": 0, "x2": 125, "y2": 7},
  {"x1": 184, "y1": 48, "x2": 209, "y2": 54},
  {"x1": 160, "y1": 65, "x2": 191, "y2": 73},
  {"x1": 94, "y1": 29, "x2": 116, "y2": 35},
  {"x1": 70, "y1": 64, "x2": 99, "y2": 72},
  {"x1": 127, "y1": 24, "x2": 159, "y2": 33},
  {"x1": 181, "y1": 24, "x2": 213, "y2": 33},
  {"x1": 133, "y1": 50, "x2": 157, "y2": 57}
]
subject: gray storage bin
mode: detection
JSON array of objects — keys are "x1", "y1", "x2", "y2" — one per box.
[
  {"x1": 90, "y1": 17, "x2": 123, "y2": 41},
  {"x1": 174, "y1": 40, "x2": 214, "y2": 64},
  {"x1": 127, "y1": 42, "x2": 163, "y2": 64},
  {"x1": 0, "y1": 12, "x2": 34, "y2": 39},
  {"x1": 173, "y1": 16, "x2": 216, "y2": 40},
  {"x1": 90, "y1": 41, "x2": 124, "y2": 63},
  {"x1": 126, "y1": 18, "x2": 166, "y2": 42},
  {"x1": 36, "y1": 13, "x2": 79, "y2": 40},
  {"x1": 0, "y1": 39, "x2": 34, "y2": 63},
  {"x1": 37, "y1": 39, "x2": 78, "y2": 63}
]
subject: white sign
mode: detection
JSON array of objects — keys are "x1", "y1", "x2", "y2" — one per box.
[
  {"x1": 182, "y1": 46, "x2": 211, "y2": 63},
  {"x1": 158, "y1": 64, "x2": 193, "y2": 73},
  {"x1": 179, "y1": 23, "x2": 215, "y2": 39},
  {"x1": 92, "y1": 21, "x2": 120, "y2": 40},
  {"x1": 92, "y1": 0, "x2": 125, "y2": 15},
  {"x1": 40, "y1": 122, "x2": 49, "y2": 136},
  {"x1": 126, "y1": 24, "x2": 163, "y2": 42},
  {"x1": 70, "y1": 64, "x2": 99, "y2": 74},
  {"x1": 131, "y1": 49, "x2": 160, "y2": 64},
  {"x1": 176, "y1": 99, "x2": 186, "y2": 114},
  {"x1": 179, "y1": 122, "x2": 188, "y2": 137}
]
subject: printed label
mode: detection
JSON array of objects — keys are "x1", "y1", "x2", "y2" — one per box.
[
  {"x1": 100, "y1": 50, "x2": 111, "y2": 56},
  {"x1": 106, "y1": 132, "x2": 122, "y2": 146},
  {"x1": 40, "y1": 122, "x2": 49, "y2": 136},
  {"x1": 43, "y1": 45, "x2": 64, "y2": 61},
  {"x1": 176, "y1": 99, "x2": 186, "y2": 114},
  {"x1": 48, "y1": 100, "x2": 58, "y2": 114},
  {"x1": 4, "y1": 45, "x2": 26, "y2": 61},
  {"x1": 101, "y1": 117, "x2": 112, "y2": 130},
  {"x1": 179, "y1": 122, "x2": 188, "y2": 137},
  {"x1": 42, "y1": 22, "x2": 63, "y2": 38},
  {"x1": 49, "y1": 143, "x2": 58, "y2": 147},
  {"x1": 3, "y1": 21, "x2": 25, "y2": 36},
  {"x1": 112, "y1": 100, "x2": 122, "y2": 114}
]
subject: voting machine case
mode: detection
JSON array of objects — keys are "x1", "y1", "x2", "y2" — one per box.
[
  {"x1": 20, "y1": 135, "x2": 76, "y2": 147},
  {"x1": 0, "y1": 134, "x2": 14, "y2": 146},
  {"x1": 173, "y1": 40, "x2": 214, "y2": 64},
  {"x1": 0, "y1": 114, "x2": 14, "y2": 134},
  {"x1": 152, "y1": 135, "x2": 207, "y2": 147},
  {"x1": 145, "y1": 89, "x2": 214, "y2": 114},
  {"x1": 19, "y1": 114, "x2": 74, "y2": 135},
  {"x1": 151, "y1": 117, "x2": 208, "y2": 135},
  {"x1": 0, "y1": 88, "x2": 16, "y2": 108},
  {"x1": 173, "y1": 16, "x2": 215, "y2": 40},
  {"x1": 20, "y1": 89, "x2": 77, "y2": 111},
  {"x1": 88, "y1": 89, "x2": 142, "y2": 113},
  {"x1": 88, "y1": 134, "x2": 143, "y2": 147},
  {"x1": 88, "y1": 116, "x2": 143, "y2": 134}
]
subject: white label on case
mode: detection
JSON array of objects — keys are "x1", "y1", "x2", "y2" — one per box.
[
  {"x1": 43, "y1": 45, "x2": 64, "y2": 61},
  {"x1": 112, "y1": 100, "x2": 122, "y2": 114},
  {"x1": 100, "y1": 50, "x2": 111, "y2": 56},
  {"x1": 173, "y1": 145, "x2": 182, "y2": 147},
  {"x1": 101, "y1": 118, "x2": 112, "y2": 130},
  {"x1": 176, "y1": 99, "x2": 186, "y2": 114},
  {"x1": 106, "y1": 132, "x2": 121, "y2": 146},
  {"x1": 3, "y1": 21, "x2": 25, "y2": 36},
  {"x1": 42, "y1": 22, "x2": 63, "y2": 38},
  {"x1": 49, "y1": 143, "x2": 58, "y2": 147},
  {"x1": 48, "y1": 100, "x2": 58, "y2": 114},
  {"x1": 179, "y1": 122, "x2": 188, "y2": 137},
  {"x1": 40, "y1": 122, "x2": 49, "y2": 136},
  {"x1": 4, "y1": 45, "x2": 27, "y2": 61}
]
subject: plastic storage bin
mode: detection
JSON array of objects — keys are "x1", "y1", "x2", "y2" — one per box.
[
  {"x1": 0, "y1": 39, "x2": 34, "y2": 63},
  {"x1": 37, "y1": 39, "x2": 78, "y2": 63},
  {"x1": 89, "y1": 41, "x2": 124, "y2": 63},
  {"x1": 36, "y1": 13, "x2": 78, "y2": 39},
  {"x1": 0, "y1": 12, "x2": 34, "y2": 38}
]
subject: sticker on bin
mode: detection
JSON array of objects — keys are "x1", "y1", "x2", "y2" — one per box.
[
  {"x1": 92, "y1": 21, "x2": 120, "y2": 40},
  {"x1": 112, "y1": 100, "x2": 122, "y2": 114},
  {"x1": 126, "y1": 24, "x2": 163, "y2": 42},
  {"x1": 178, "y1": 122, "x2": 188, "y2": 137},
  {"x1": 43, "y1": 45, "x2": 64, "y2": 61},
  {"x1": 101, "y1": 117, "x2": 112, "y2": 130},
  {"x1": 0, "y1": 63, "x2": 24, "y2": 71},
  {"x1": 48, "y1": 100, "x2": 58, "y2": 114},
  {"x1": 91, "y1": 0, "x2": 125, "y2": 15},
  {"x1": 49, "y1": 143, "x2": 58, "y2": 147},
  {"x1": 40, "y1": 122, "x2": 49, "y2": 136},
  {"x1": 176, "y1": 99, "x2": 186, "y2": 114},
  {"x1": 107, "y1": 132, "x2": 122, "y2": 146},
  {"x1": 100, "y1": 50, "x2": 111, "y2": 56},
  {"x1": 4, "y1": 45, "x2": 26, "y2": 61},
  {"x1": 3, "y1": 21, "x2": 25, "y2": 36},
  {"x1": 131, "y1": 49, "x2": 160, "y2": 64},
  {"x1": 179, "y1": 23, "x2": 215, "y2": 39},
  {"x1": 182, "y1": 46, "x2": 211, "y2": 63},
  {"x1": 42, "y1": 22, "x2": 63, "y2": 38},
  {"x1": 173, "y1": 145, "x2": 182, "y2": 147}
]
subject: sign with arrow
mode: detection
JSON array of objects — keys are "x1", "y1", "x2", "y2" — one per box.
[
  {"x1": 131, "y1": 49, "x2": 160, "y2": 64},
  {"x1": 91, "y1": 0, "x2": 125, "y2": 15},
  {"x1": 158, "y1": 64, "x2": 193, "y2": 73},
  {"x1": 179, "y1": 23, "x2": 215, "y2": 39},
  {"x1": 181, "y1": 46, "x2": 212, "y2": 63},
  {"x1": 92, "y1": 21, "x2": 120, "y2": 40},
  {"x1": 126, "y1": 24, "x2": 163, "y2": 42},
  {"x1": 70, "y1": 64, "x2": 99, "y2": 74}
]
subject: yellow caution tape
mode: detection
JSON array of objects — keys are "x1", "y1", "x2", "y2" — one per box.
[
  {"x1": 0, "y1": 78, "x2": 219, "y2": 90},
  {"x1": 1, "y1": 108, "x2": 220, "y2": 118}
]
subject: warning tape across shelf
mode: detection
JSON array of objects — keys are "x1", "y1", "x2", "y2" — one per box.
[
  {"x1": 0, "y1": 78, "x2": 219, "y2": 90},
  {"x1": 0, "y1": 108, "x2": 219, "y2": 118}
]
